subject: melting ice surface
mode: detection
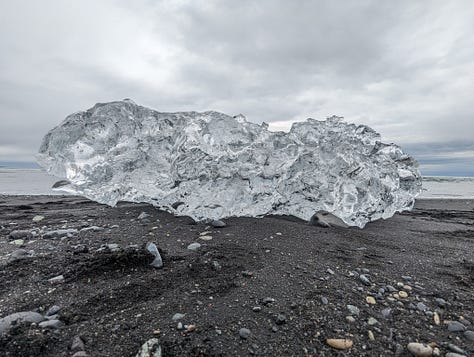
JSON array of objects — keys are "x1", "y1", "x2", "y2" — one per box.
[{"x1": 37, "y1": 100, "x2": 422, "y2": 228}]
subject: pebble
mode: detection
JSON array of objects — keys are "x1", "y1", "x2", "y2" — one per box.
[
  {"x1": 368, "y1": 317, "x2": 378, "y2": 325},
  {"x1": 48, "y1": 275, "x2": 65, "y2": 284},
  {"x1": 447, "y1": 344, "x2": 466, "y2": 354},
  {"x1": 187, "y1": 243, "x2": 201, "y2": 251},
  {"x1": 326, "y1": 338, "x2": 353, "y2": 350},
  {"x1": 464, "y1": 330, "x2": 474, "y2": 341},
  {"x1": 416, "y1": 302, "x2": 428, "y2": 312},
  {"x1": 398, "y1": 291, "x2": 408, "y2": 298},
  {"x1": 406, "y1": 342, "x2": 433, "y2": 356},
  {"x1": 346, "y1": 316, "x2": 356, "y2": 323},
  {"x1": 435, "y1": 298, "x2": 447, "y2": 307},
  {"x1": 433, "y1": 312, "x2": 440, "y2": 325},
  {"x1": 239, "y1": 328, "x2": 251, "y2": 339},
  {"x1": 326, "y1": 268, "x2": 335, "y2": 275},
  {"x1": 199, "y1": 235, "x2": 213, "y2": 241},
  {"x1": 368, "y1": 330, "x2": 375, "y2": 341},
  {"x1": 71, "y1": 336, "x2": 85, "y2": 351},
  {"x1": 43, "y1": 228, "x2": 78, "y2": 239},
  {"x1": 46, "y1": 305, "x2": 61, "y2": 316},
  {"x1": 347, "y1": 305, "x2": 360, "y2": 316},
  {"x1": 262, "y1": 297, "x2": 275, "y2": 305},
  {"x1": 275, "y1": 314, "x2": 286, "y2": 325},
  {"x1": 210, "y1": 220, "x2": 226, "y2": 228},
  {"x1": 366, "y1": 296, "x2": 376, "y2": 305},
  {"x1": 80, "y1": 226, "x2": 103, "y2": 232},
  {"x1": 445, "y1": 353, "x2": 466, "y2": 357},
  {"x1": 386, "y1": 285, "x2": 397, "y2": 293},
  {"x1": 448, "y1": 321, "x2": 466, "y2": 332},
  {"x1": 381, "y1": 308, "x2": 392, "y2": 319},
  {"x1": 252, "y1": 306, "x2": 262, "y2": 312},
  {"x1": 71, "y1": 352, "x2": 89, "y2": 357},
  {"x1": 0, "y1": 311, "x2": 44, "y2": 334},
  {"x1": 172, "y1": 313, "x2": 185, "y2": 321},
  {"x1": 32, "y1": 215, "x2": 45, "y2": 222},
  {"x1": 359, "y1": 274, "x2": 371, "y2": 286},
  {"x1": 177, "y1": 322, "x2": 183, "y2": 330},
  {"x1": 39, "y1": 319, "x2": 63, "y2": 329},
  {"x1": 136, "y1": 338, "x2": 161, "y2": 357},
  {"x1": 106, "y1": 243, "x2": 120, "y2": 252},
  {"x1": 320, "y1": 297, "x2": 329, "y2": 305},
  {"x1": 10, "y1": 249, "x2": 32, "y2": 260},
  {"x1": 11, "y1": 239, "x2": 25, "y2": 246},
  {"x1": 8, "y1": 230, "x2": 32, "y2": 240}
]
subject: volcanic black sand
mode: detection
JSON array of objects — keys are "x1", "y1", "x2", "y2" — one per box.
[{"x1": 0, "y1": 196, "x2": 473, "y2": 356}]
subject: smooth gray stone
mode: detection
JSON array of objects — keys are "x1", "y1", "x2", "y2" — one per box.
[
  {"x1": 239, "y1": 328, "x2": 251, "y2": 339},
  {"x1": 448, "y1": 321, "x2": 467, "y2": 332},
  {"x1": 39, "y1": 319, "x2": 63, "y2": 329},
  {"x1": 0, "y1": 311, "x2": 44, "y2": 334},
  {"x1": 210, "y1": 220, "x2": 226, "y2": 228},
  {"x1": 46, "y1": 305, "x2": 61, "y2": 316},
  {"x1": 136, "y1": 338, "x2": 161, "y2": 357},
  {"x1": 146, "y1": 242, "x2": 163, "y2": 268},
  {"x1": 8, "y1": 230, "x2": 33, "y2": 240}
]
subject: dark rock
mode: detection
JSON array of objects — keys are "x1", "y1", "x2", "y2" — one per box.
[
  {"x1": 210, "y1": 220, "x2": 226, "y2": 228},
  {"x1": 448, "y1": 321, "x2": 466, "y2": 332}
]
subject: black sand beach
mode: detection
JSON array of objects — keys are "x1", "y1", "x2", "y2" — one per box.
[{"x1": 0, "y1": 196, "x2": 473, "y2": 356}]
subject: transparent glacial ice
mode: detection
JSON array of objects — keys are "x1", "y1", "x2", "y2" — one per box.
[{"x1": 37, "y1": 100, "x2": 422, "y2": 227}]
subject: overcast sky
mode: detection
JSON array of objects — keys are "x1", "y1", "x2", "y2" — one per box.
[{"x1": 1, "y1": 0, "x2": 473, "y2": 175}]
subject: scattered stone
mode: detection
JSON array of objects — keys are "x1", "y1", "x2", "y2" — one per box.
[
  {"x1": 262, "y1": 297, "x2": 275, "y2": 305},
  {"x1": 366, "y1": 296, "x2": 376, "y2": 305},
  {"x1": 46, "y1": 305, "x2": 61, "y2": 316},
  {"x1": 434, "y1": 298, "x2": 447, "y2": 307},
  {"x1": 9, "y1": 249, "x2": 32, "y2": 260},
  {"x1": 381, "y1": 308, "x2": 392, "y2": 319},
  {"x1": 406, "y1": 342, "x2": 433, "y2": 356},
  {"x1": 210, "y1": 220, "x2": 226, "y2": 228},
  {"x1": 39, "y1": 319, "x2": 63, "y2": 329},
  {"x1": 448, "y1": 321, "x2": 466, "y2": 332},
  {"x1": 136, "y1": 338, "x2": 161, "y2": 357},
  {"x1": 8, "y1": 230, "x2": 33, "y2": 240},
  {"x1": 398, "y1": 291, "x2": 408, "y2": 298},
  {"x1": 72, "y1": 352, "x2": 89, "y2": 357},
  {"x1": 368, "y1": 330, "x2": 375, "y2": 341},
  {"x1": 445, "y1": 353, "x2": 466, "y2": 357},
  {"x1": 43, "y1": 229, "x2": 78, "y2": 239},
  {"x1": 177, "y1": 322, "x2": 183, "y2": 330},
  {"x1": 368, "y1": 317, "x2": 378, "y2": 325},
  {"x1": 447, "y1": 343, "x2": 466, "y2": 354},
  {"x1": 346, "y1": 316, "x2": 356, "y2": 323},
  {"x1": 71, "y1": 336, "x2": 85, "y2": 352},
  {"x1": 106, "y1": 243, "x2": 120, "y2": 252},
  {"x1": 137, "y1": 212, "x2": 150, "y2": 220},
  {"x1": 416, "y1": 302, "x2": 428, "y2": 312},
  {"x1": 326, "y1": 268, "x2": 335, "y2": 275},
  {"x1": 386, "y1": 285, "x2": 397, "y2": 293},
  {"x1": 347, "y1": 305, "x2": 360, "y2": 316},
  {"x1": 320, "y1": 296, "x2": 329, "y2": 305},
  {"x1": 326, "y1": 338, "x2": 353, "y2": 350},
  {"x1": 464, "y1": 330, "x2": 474, "y2": 341},
  {"x1": 186, "y1": 324, "x2": 196, "y2": 332},
  {"x1": 252, "y1": 307, "x2": 262, "y2": 312},
  {"x1": 10, "y1": 239, "x2": 25, "y2": 246},
  {"x1": 32, "y1": 215, "x2": 45, "y2": 222},
  {"x1": 187, "y1": 242, "x2": 201, "y2": 251},
  {"x1": 146, "y1": 242, "x2": 163, "y2": 268},
  {"x1": 199, "y1": 235, "x2": 213, "y2": 241},
  {"x1": 48, "y1": 275, "x2": 65, "y2": 284},
  {"x1": 433, "y1": 312, "x2": 440, "y2": 325},
  {"x1": 239, "y1": 328, "x2": 251, "y2": 339},
  {"x1": 275, "y1": 314, "x2": 286, "y2": 325},
  {"x1": 80, "y1": 226, "x2": 103, "y2": 232},
  {"x1": 359, "y1": 274, "x2": 371, "y2": 285},
  {"x1": 0, "y1": 311, "x2": 44, "y2": 334},
  {"x1": 172, "y1": 313, "x2": 185, "y2": 321}
]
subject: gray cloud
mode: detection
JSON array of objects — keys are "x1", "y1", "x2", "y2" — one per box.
[{"x1": 1, "y1": 0, "x2": 473, "y2": 175}]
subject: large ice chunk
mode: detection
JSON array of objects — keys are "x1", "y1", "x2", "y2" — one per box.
[{"x1": 37, "y1": 99, "x2": 422, "y2": 227}]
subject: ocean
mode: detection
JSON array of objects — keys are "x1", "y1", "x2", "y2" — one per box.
[{"x1": 0, "y1": 168, "x2": 473, "y2": 198}]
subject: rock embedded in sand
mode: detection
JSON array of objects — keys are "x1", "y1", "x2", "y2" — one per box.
[
  {"x1": 326, "y1": 338, "x2": 353, "y2": 350},
  {"x1": 172, "y1": 313, "x2": 185, "y2": 321},
  {"x1": 366, "y1": 296, "x2": 376, "y2": 304},
  {"x1": 406, "y1": 342, "x2": 433, "y2": 356},
  {"x1": 448, "y1": 321, "x2": 466, "y2": 332},
  {"x1": 239, "y1": 328, "x2": 251, "y2": 339},
  {"x1": 187, "y1": 242, "x2": 201, "y2": 251},
  {"x1": 146, "y1": 242, "x2": 163, "y2": 268},
  {"x1": 0, "y1": 311, "x2": 45, "y2": 334},
  {"x1": 136, "y1": 338, "x2": 161, "y2": 357},
  {"x1": 347, "y1": 305, "x2": 360, "y2": 316},
  {"x1": 32, "y1": 215, "x2": 45, "y2": 222},
  {"x1": 398, "y1": 291, "x2": 408, "y2": 298},
  {"x1": 210, "y1": 220, "x2": 226, "y2": 228},
  {"x1": 8, "y1": 230, "x2": 33, "y2": 240},
  {"x1": 48, "y1": 275, "x2": 65, "y2": 284},
  {"x1": 39, "y1": 319, "x2": 63, "y2": 329},
  {"x1": 464, "y1": 330, "x2": 474, "y2": 341}
]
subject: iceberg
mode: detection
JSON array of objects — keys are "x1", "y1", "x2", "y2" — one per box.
[{"x1": 37, "y1": 99, "x2": 422, "y2": 228}]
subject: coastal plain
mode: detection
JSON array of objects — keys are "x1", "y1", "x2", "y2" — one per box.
[{"x1": 0, "y1": 196, "x2": 473, "y2": 356}]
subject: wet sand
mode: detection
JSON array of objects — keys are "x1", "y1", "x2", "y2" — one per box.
[{"x1": 0, "y1": 196, "x2": 473, "y2": 356}]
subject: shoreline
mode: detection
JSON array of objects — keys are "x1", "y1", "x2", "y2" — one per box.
[{"x1": 1, "y1": 196, "x2": 473, "y2": 356}]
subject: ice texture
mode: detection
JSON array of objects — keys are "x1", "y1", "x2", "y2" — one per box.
[{"x1": 37, "y1": 99, "x2": 422, "y2": 227}]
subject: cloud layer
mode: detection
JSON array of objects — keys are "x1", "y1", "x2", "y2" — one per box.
[{"x1": 1, "y1": 0, "x2": 473, "y2": 175}]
